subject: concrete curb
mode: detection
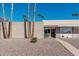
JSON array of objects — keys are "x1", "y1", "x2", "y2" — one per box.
[{"x1": 55, "y1": 39, "x2": 79, "y2": 56}]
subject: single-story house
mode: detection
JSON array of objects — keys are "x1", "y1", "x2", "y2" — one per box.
[{"x1": 0, "y1": 20, "x2": 79, "y2": 39}]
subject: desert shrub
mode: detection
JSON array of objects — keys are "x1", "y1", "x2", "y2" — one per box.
[{"x1": 30, "y1": 37, "x2": 37, "y2": 43}]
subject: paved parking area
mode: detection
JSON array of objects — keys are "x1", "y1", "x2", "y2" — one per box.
[{"x1": 0, "y1": 38, "x2": 73, "y2": 56}]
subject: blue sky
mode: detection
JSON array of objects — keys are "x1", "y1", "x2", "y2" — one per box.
[{"x1": 0, "y1": 3, "x2": 79, "y2": 22}]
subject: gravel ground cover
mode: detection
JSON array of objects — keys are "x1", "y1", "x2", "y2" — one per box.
[{"x1": 0, "y1": 38, "x2": 73, "y2": 56}]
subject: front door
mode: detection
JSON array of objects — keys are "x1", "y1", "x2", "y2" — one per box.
[
  {"x1": 44, "y1": 29, "x2": 50, "y2": 38},
  {"x1": 51, "y1": 29, "x2": 56, "y2": 38}
]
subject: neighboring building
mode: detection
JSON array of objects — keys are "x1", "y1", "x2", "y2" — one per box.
[{"x1": 1, "y1": 20, "x2": 79, "y2": 39}]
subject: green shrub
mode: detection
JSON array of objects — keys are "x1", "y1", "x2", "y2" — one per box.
[{"x1": 30, "y1": 37, "x2": 37, "y2": 43}]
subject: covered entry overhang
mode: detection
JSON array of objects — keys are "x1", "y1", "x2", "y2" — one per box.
[{"x1": 43, "y1": 20, "x2": 79, "y2": 26}]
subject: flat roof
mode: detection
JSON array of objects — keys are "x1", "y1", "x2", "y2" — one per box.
[{"x1": 43, "y1": 20, "x2": 79, "y2": 27}]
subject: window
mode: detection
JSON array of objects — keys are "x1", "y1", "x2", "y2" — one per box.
[
  {"x1": 44, "y1": 29, "x2": 47, "y2": 33},
  {"x1": 44, "y1": 28, "x2": 51, "y2": 37},
  {"x1": 60, "y1": 27, "x2": 72, "y2": 33},
  {"x1": 48, "y1": 29, "x2": 50, "y2": 33},
  {"x1": 44, "y1": 29, "x2": 50, "y2": 33}
]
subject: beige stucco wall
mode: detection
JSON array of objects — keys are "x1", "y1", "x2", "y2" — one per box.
[
  {"x1": 0, "y1": 22, "x2": 44, "y2": 39},
  {"x1": 34, "y1": 22, "x2": 44, "y2": 39},
  {"x1": 12, "y1": 22, "x2": 24, "y2": 38},
  {"x1": 0, "y1": 22, "x2": 24, "y2": 39}
]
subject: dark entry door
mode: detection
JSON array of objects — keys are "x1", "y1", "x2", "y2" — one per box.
[{"x1": 51, "y1": 29, "x2": 56, "y2": 38}]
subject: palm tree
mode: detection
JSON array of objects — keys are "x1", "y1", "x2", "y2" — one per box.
[
  {"x1": 38, "y1": 13, "x2": 45, "y2": 19},
  {"x1": 31, "y1": 3, "x2": 36, "y2": 38},
  {"x1": 23, "y1": 15, "x2": 28, "y2": 38},
  {"x1": 8, "y1": 3, "x2": 14, "y2": 38},
  {"x1": 28, "y1": 3, "x2": 31, "y2": 38},
  {"x1": 2, "y1": 3, "x2": 7, "y2": 38},
  {"x1": 72, "y1": 13, "x2": 79, "y2": 16},
  {"x1": 0, "y1": 17, "x2": 2, "y2": 38}
]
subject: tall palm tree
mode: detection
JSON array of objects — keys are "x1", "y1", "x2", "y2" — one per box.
[
  {"x1": 31, "y1": 3, "x2": 36, "y2": 38},
  {"x1": 0, "y1": 17, "x2": 2, "y2": 38},
  {"x1": 28, "y1": 3, "x2": 31, "y2": 38},
  {"x1": 2, "y1": 3, "x2": 7, "y2": 38},
  {"x1": 38, "y1": 13, "x2": 45, "y2": 19},
  {"x1": 72, "y1": 13, "x2": 79, "y2": 17},
  {"x1": 8, "y1": 3, "x2": 14, "y2": 38},
  {"x1": 23, "y1": 15, "x2": 28, "y2": 38}
]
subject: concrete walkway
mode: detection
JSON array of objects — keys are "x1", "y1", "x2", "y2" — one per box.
[
  {"x1": 63, "y1": 39, "x2": 79, "y2": 49},
  {"x1": 55, "y1": 39, "x2": 79, "y2": 56}
]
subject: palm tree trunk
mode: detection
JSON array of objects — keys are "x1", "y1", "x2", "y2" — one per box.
[
  {"x1": 31, "y1": 3, "x2": 36, "y2": 38},
  {"x1": 28, "y1": 3, "x2": 31, "y2": 38},
  {"x1": 24, "y1": 18, "x2": 27, "y2": 38},
  {"x1": 8, "y1": 21, "x2": 12, "y2": 38},
  {"x1": 8, "y1": 3, "x2": 13, "y2": 38},
  {"x1": 0, "y1": 22, "x2": 1, "y2": 39},
  {"x1": 2, "y1": 3, "x2": 7, "y2": 38}
]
